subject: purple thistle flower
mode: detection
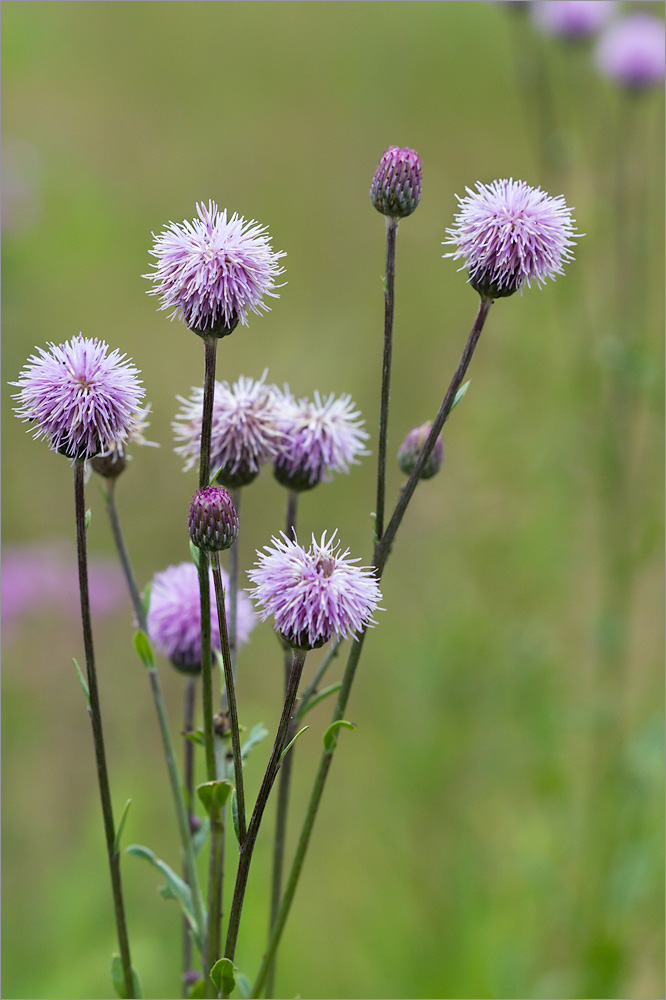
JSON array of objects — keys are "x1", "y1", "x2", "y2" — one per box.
[
  {"x1": 443, "y1": 178, "x2": 579, "y2": 300},
  {"x1": 248, "y1": 531, "x2": 382, "y2": 650},
  {"x1": 173, "y1": 371, "x2": 282, "y2": 487},
  {"x1": 370, "y1": 147, "x2": 422, "y2": 219},
  {"x1": 11, "y1": 334, "x2": 145, "y2": 461},
  {"x1": 147, "y1": 561, "x2": 255, "y2": 674},
  {"x1": 531, "y1": 1, "x2": 617, "y2": 38},
  {"x1": 189, "y1": 485, "x2": 239, "y2": 552},
  {"x1": 144, "y1": 201, "x2": 286, "y2": 335},
  {"x1": 596, "y1": 14, "x2": 665, "y2": 89},
  {"x1": 272, "y1": 387, "x2": 369, "y2": 492},
  {"x1": 397, "y1": 423, "x2": 444, "y2": 481}
]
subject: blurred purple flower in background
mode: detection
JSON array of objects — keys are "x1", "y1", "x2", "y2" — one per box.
[
  {"x1": 444, "y1": 178, "x2": 579, "y2": 299},
  {"x1": 596, "y1": 13, "x2": 665, "y2": 89},
  {"x1": 147, "y1": 561, "x2": 255, "y2": 673},
  {"x1": 11, "y1": 335, "x2": 145, "y2": 461},
  {"x1": 248, "y1": 531, "x2": 382, "y2": 650},
  {"x1": 2, "y1": 543, "x2": 126, "y2": 642},
  {"x1": 531, "y1": 0, "x2": 617, "y2": 38},
  {"x1": 145, "y1": 201, "x2": 286, "y2": 335}
]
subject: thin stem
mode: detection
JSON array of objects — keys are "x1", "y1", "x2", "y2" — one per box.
[
  {"x1": 285, "y1": 489, "x2": 298, "y2": 538},
  {"x1": 297, "y1": 639, "x2": 341, "y2": 718},
  {"x1": 375, "y1": 216, "x2": 399, "y2": 542},
  {"x1": 224, "y1": 649, "x2": 307, "y2": 981},
  {"x1": 199, "y1": 335, "x2": 219, "y2": 784},
  {"x1": 206, "y1": 806, "x2": 225, "y2": 997},
  {"x1": 74, "y1": 460, "x2": 135, "y2": 999},
  {"x1": 211, "y1": 552, "x2": 246, "y2": 843},
  {"x1": 104, "y1": 478, "x2": 145, "y2": 630},
  {"x1": 375, "y1": 296, "x2": 492, "y2": 575},
  {"x1": 252, "y1": 297, "x2": 494, "y2": 998},
  {"x1": 182, "y1": 677, "x2": 197, "y2": 982},
  {"x1": 200, "y1": 337, "x2": 218, "y2": 490},
  {"x1": 227, "y1": 487, "x2": 242, "y2": 683}
]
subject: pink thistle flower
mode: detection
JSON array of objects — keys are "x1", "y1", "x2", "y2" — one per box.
[
  {"x1": 145, "y1": 201, "x2": 286, "y2": 335},
  {"x1": 531, "y1": 1, "x2": 617, "y2": 38},
  {"x1": 173, "y1": 371, "x2": 282, "y2": 487},
  {"x1": 370, "y1": 146, "x2": 422, "y2": 219},
  {"x1": 147, "y1": 561, "x2": 255, "y2": 674},
  {"x1": 188, "y1": 485, "x2": 239, "y2": 552},
  {"x1": 248, "y1": 531, "x2": 382, "y2": 650},
  {"x1": 443, "y1": 178, "x2": 579, "y2": 300},
  {"x1": 11, "y1": 334, "x2": 145, "y2": 461},
  {"x1": 596, "y1": 14, "x2": 665, "y2": 89},
  {"x1": 272, "y1": 387, "x2": 369, "y2": 492}
]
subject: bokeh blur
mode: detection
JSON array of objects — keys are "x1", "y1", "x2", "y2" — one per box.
[{"x1": 2, "y1": 2, "x2": 664, "y2": 998}]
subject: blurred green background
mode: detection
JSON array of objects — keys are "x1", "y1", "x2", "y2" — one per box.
[{"x1": 2, "y1": 2, "x2": 664, "y2": 998}]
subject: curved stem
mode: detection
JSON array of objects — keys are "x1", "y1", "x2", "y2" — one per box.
[
  {"x1": 375, "y1": 216, "x2": 399, "y2": 542},
  {"x1": 223, "y1": 649, "x2": 307, "y2": 982},
  {"x1": 74, "y1": 461, "x2": 135, "y2": 998}
]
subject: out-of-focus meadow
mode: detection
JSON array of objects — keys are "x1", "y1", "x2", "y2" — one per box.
[{"x1": 2, "y1": 3, "x2": 664, "y2": 998}]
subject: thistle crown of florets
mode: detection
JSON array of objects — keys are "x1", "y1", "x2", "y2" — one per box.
[
  {"x1": 188, "y1": 486, "x2": 239, "y2": 552},
  {"x1": 370, "y1": 146, "x2": 422, "y2": 219}
]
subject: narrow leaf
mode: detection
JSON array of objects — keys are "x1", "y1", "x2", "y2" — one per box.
[
  {"x1": 300, "y1": 682, "x2": 342, "y2": 718},
  {"x1": 184, "y1": 729, "x2": 205, "y2": 747},
  {"x1": 113, "y1": 799, "x2": 132, "y2": 854},
  {"x1": 110, "y1": 954, "x2": 142, "y2": 999},
  {"x1": 279, "y1": 725, "x2": 309, "y2": 763},
  {"x1": 450, "y1": 380, "x2": 470, "y2": 413},
  {"x1": 189, "y1": 540, "x2": 200, "y2": 569},
  {"x1": 126, "y1": 844, "x2": 199, "y2": 944},
  {"x1": 210, "y1": 958, "x2": 235, "y2": 997},
  {"x1": 197, "y1": 779, "x2": 233, "y2": 817},
  {"x1": 141, "y1": 583, "x2": 152, "y2": 618},
  {"x1": 323, "y1": 719, "x2": 355, "y2": 752},
  {"x1": 72, "y1": 657, "x2": 90, "y2": 709},
  {"x1": 241, "y1": 722, "x2": 269, "y2": 760},
  {"x1": 133, "y1": 630, "x2": 155, "y2": 670},
  {"x1": 236, "y1": 972, "x2": 252, "y2": 998},
  {"x1": 85, "y1": 508, "x2": 92, "y2": 531}
]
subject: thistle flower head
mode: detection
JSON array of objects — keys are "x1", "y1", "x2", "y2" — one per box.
[
  {"x1": 147, "y1": 561, "x2": 255, "y2": 674},
  {"x1": 444, "y1": 178, "x2": 579, "y2": 299},
  {"x1": 370, "y1": 146, "x2": 422, "y2": 219},
  {"x1": 532, "y1": 1, "x2": 617, "y2": 38},
  {"x1": 174, "y1": 372, "x2": 282, "y2": 487},
  {"x1": 596, "y1": 14, "x2": 665, "y2": 89},
  {"x1": 188, "y1": 486, "x2": 239, "y2": 552},
  {"x1": 145, "y1": 201, "x2": 286, "y2": 336},
  {"x1": 397, "y1": 423, "x2": 444, "y2": 481},
  {"x1": 91, "y1": 402, "x2": 157, "y2": 479},
  {"x1": 248, "y1": 531, "x2": 382, "y2": 650},
  {"x1": 271, "y1": 387, "x2": 370, "y2": 492},
  {"x1": 11, "y1": 334, "x2": 145, "y2": 461}
]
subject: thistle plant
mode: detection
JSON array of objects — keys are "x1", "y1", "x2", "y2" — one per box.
[{"x1": 10, "y1": 157, "x2": 579, "y2": 1000}]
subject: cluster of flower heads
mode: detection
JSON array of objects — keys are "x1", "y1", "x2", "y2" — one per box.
[
  {"x1": 173, "y1": 374, "x2": 369, "y2": 491},
  {"x1": 248, "y1": 531, "x2": 382, "y2": 650},
  {"x1": 147, "y1": 561, "x2": 255, "y2": 674},
  {"x1": 11, "y1": 334, "x2": 145, "y2": 461},
  {"x1": 144, "y1": 200, "x2": 286, "y2": 335},
  {"x1": 444, "y1": 178, "x2": 579, "y2": 299}
]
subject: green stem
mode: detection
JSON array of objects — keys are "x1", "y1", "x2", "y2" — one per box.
[
  {"x1": 182, "y1": 677, "x2": 197, "y2": 983},
  {"x1": 199, "y1": 335, "x2": 219, "y2": 784},
  {"x1": 211, "y1": 552, "x2": 246, "y2": 844},
  {"x1": 375, "y1": 215, "x2": 399, "y2": 542},
  {"x1": 227, "y1": 487, "x2": 242, "y2": 682},
  {"x1": 74, "y1": 460, "x2": 135, "y2": 999},
  {"x1": 297, "y1": 640, "x2": 341, "y2": 719},
  {"x1": 104, "y1": 478, "x2": 145, "y2": 630},
  {"x1": 223, "y1": 649, "x2": 308, "y2": 983},
  {"x1": 206, "y1": 805, "x2": 225, "y2": 997}
]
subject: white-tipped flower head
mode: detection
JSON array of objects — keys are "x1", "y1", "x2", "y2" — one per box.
[
  {"x1": 188, "y1": 486, "x2": 239, "y2": 552},
  {"x1": 248, "y1": 531, "x2": 382, "y2": 650},
  {"x1": 272, "y1": 387, "x2": 370, "y2": 492},
  {"x1": 444, "y1": 178, "x2": 579, "y2": 300},
  {"x1": 174, "y1": 372, "x2": 282, "y2": 487},
  {"x1": 11, "y1": 334, "x2": 145, "y2": 461},
  {"x1": 147, "y1": 561, "x2": 255, "y2": 674},
  {"x1": 145, "y1": 201, "x2": 286, "y2": 337}
]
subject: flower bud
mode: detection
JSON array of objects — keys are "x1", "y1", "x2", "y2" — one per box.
[
  {"x1": 91, "y1": 450, "x2": 127, "y2": 479},
  {"x1": 370, "y1": 146, "x2": 422, "y2": 219},
  {"x1": 397, "y1": 423, "x2": 444, "y2": 480},
  {"x1": 188, "y1": 486, "x2": 239, "y2": 552}
]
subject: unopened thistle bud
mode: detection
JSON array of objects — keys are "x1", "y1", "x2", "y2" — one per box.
[
  {"x1": 188, "y1": 485, "x2": 239, "y2": 552},
  {"x1": 397, "y1": 423, "x2": 444, "y2": 481},
  {"x1": 370, "y1": 147, "x2": 422, "y2": 219}
]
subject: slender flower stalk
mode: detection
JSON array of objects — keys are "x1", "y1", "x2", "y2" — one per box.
[
  {"x1": 182, "y1": 676, "x2": 198, "y2": 982},
  {"x1": 74, "y1": 461, "x2": 136, "y2": 999},
  {"x1": 227, "y1": 488, "x2": 242, "y2": 681},
  {"x1": 375, "y1": 215, "x2": 398, "y2": 541}
]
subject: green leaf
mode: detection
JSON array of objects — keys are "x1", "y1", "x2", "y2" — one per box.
[
  {"x1": 197, "y1": 779, "x2": 233, "y2": 817},
  {"x1": 235, "y1": 972, "x2": 252, "y2": 998},
  {"x1": 186, "y1": 978, "x2": 206, "y2": 999},
  {"x1": 450, "y1": 380, "x2": 470, "y2": 413},
  {"x1": 279, "y1": 725, "x2": 309, "y2": 763},
  {"x1": 110, "y1": 954, "x2": 142, "y2": 999},
  {"x1": 72, "y1": 657, "x2": 90, "y2": 709},
  {"x1": 241, "y1": 722, "x2": 269, "y2": 760},
  {"x1": 210, "y1": 958, "x2": 235, "y2": 997},
  {"x1": 189, "y1": 539, "x2": 200, "y2": 569},
  {"x1": 126, "y1": 844, "x2": 200, "y2": 945},
  {"x1": 184, "y1": 729, "x2": 205, "y2": 746},
  {"x1": 231, "y1": 788, "x2": 240, "y2": 843},
  {"x1": 323, "y1": 719, "x2": 355, "y2": 752},
  {"x1": 141, "y1": 583, "x2": 152, "y2": 618},
  {"x1": 299, "y1": 682, "x2": 342, "y2": 718},
  {"x1": 85, "y1": 508, "x2": 92, "y2": 531},
  {"x1": 133, "y1": 630, "x2": 155, "y2": 669},
  {"x1": 113, "y1": 799, "x2": 132, "y2": 854}
]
